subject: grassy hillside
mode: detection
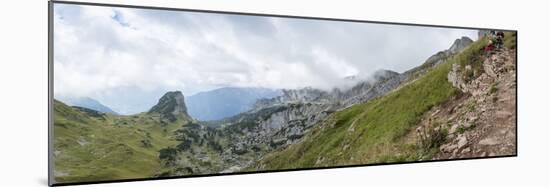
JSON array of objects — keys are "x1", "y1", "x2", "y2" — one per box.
[
  {"x1": 53, "y1": 100, "x2": 188, "y2": 183},
  {"x1": 504, "y1": 31, "x2": 517, "y2": 49},
  {"x1": 252, "y1": 38, "x2": 488, "y2": 170}
]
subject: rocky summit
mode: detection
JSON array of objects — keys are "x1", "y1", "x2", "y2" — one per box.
[
  {"x1": 148, "y1": 91, "x2": 190, "y2": 122},
  {"x1": 448, "y1": 37, "x2": 474, "y2": 54}
]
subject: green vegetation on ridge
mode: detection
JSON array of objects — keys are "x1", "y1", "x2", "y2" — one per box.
[
  {"x1": 252, "y1": 38, "x2": 489, "y2": 170},
  {"x1": 504, "y1": 31, "x2": 517, "y2": 49},
  {"x1": 53, "y1": 100, "x2": 188, "y2": 183}
]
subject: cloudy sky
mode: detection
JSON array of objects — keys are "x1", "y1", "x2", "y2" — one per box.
[{"x1": 53, "y1": 4, "x2": 478, "y2": 114}]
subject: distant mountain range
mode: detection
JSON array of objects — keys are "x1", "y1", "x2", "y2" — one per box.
[
  {"x1": 56, "y1": 96, "x2": 118, "y2": 114},
  {"x1": 186, "y1": 87, "x2": 281, "y2": 121}
]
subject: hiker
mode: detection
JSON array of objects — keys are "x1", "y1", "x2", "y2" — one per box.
[
  {"x1": 490, "y1": 30, "x2": 497, "y2": 38},
  {"x1": 496, "y1": 31, "x2": 505, "y2": 49},
  {"x1": 485, "y1": 39, "x2": 495, "y2": 56}
]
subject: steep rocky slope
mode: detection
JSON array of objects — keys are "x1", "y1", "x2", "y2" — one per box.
[
  {"x1": 251, "y1": 59, "x2": 459, "y2": 169},
  {"x1": 431, "y1": 48, "x2": 516, "y2": 159},
  {"x1": 250, "y1": 34, "x2": 514, "y2": 170},
  {"x1": 412, "y1": 33, "x2": 516, "y2": 160}
]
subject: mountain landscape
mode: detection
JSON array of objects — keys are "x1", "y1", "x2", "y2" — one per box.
[{"x1": 53, "y1": 32, "x2": 517, "y2": 183}]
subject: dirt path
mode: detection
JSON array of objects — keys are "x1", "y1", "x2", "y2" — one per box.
[{"x1": 411, "y1": 48, "x2": 516, "y2": 160}]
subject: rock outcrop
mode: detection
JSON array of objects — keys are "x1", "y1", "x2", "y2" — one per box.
[
  {"x1": 148, "y1": 91, "x2": 190, "y2": 121},
  {"x1": 234, "y1": 69, "x2": 408, "y2": 152},
  {"x1": 405, "y1": 36, "x2": 474, "y2": 77},
  {"x1": 339, "y1": 70, "x2": 406, "y2": 108},
  {"x1": 448, "y1": 37, "x2": 474, "y2": 54},
  {"x1": 419, "y1": 48, "x2": 516, "y2": 159}
]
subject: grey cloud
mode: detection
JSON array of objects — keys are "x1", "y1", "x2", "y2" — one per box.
[{"x1": 53, "y1": 4, "x2": 478, "y2": 114}]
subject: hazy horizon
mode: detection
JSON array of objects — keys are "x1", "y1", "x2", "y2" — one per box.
[
  {"x1": 54, "y1": 86, "x2": 282, "y2": 115},
  {"x1": 53, "y1": 4, "x2": 478, "y2": 114}
]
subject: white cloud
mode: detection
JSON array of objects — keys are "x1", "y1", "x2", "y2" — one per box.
[{"x1": 53, "y1": 4, "x2": 478, "y2": 114}]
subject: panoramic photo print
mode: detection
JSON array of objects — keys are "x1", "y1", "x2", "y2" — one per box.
[{"x1": 51, "y1": 3, "x2": 517, "y2": 184}]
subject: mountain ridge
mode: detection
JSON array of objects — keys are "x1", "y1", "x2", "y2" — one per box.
[
  {"x1": 250, "y1": 34, "x2": 516, "y2": 169},
  {"x1": 56, "y1": 96, "x2": 118, "y2": 115}
]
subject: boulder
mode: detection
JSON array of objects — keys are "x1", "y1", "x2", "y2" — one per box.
[{"x1": 457, "y1": 135, "x2": 468, "y2": 149}]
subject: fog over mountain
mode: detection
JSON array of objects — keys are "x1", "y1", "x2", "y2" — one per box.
[{"x1": 52, "y1": 4, "x2": 478, "y2": 114}]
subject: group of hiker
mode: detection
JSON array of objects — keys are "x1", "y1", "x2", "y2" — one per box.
[{"x1": 485, "y1": 30, "x2": 505, "y2": 53}]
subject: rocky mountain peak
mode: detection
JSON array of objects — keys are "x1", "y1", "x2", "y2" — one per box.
[
  {"x1": 406, "y1": 36, "x2": 474, "y2": 76},
  {"x1": 148, "y1": 91, "x2": 190, "y2": 121},
  {"x1": 372, "y1": 69, "x2": 399, "y2": 81},
  {"x1": 448, "y1": 37, "x2": 474, "y2": 54}
]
